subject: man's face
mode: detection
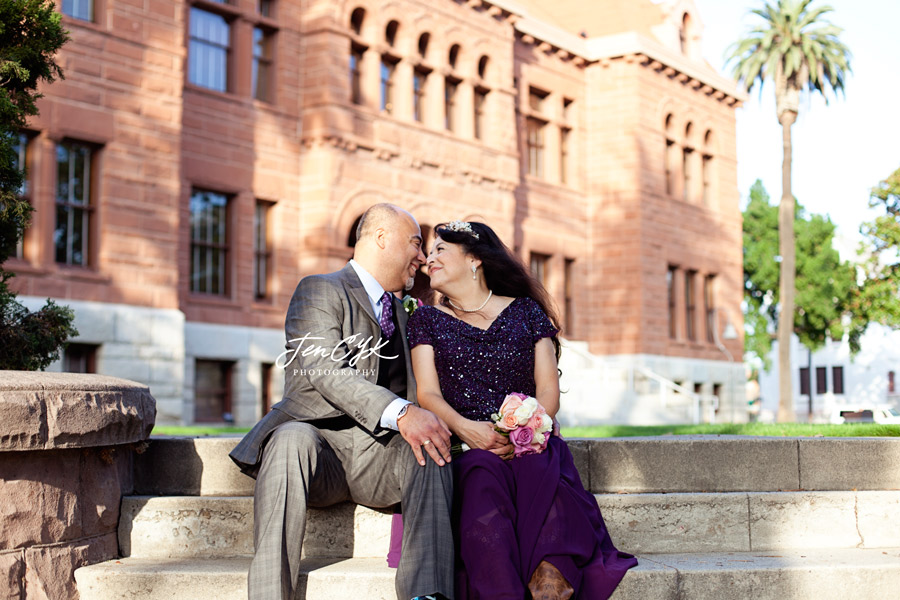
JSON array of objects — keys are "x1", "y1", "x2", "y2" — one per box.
[{"x1": 384, "y1": 213, "x2": 426, "y2": 292}]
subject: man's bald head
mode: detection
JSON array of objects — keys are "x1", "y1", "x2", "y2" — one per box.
[{"x1": 356, "y1": 203, "x2": 407, "y2": 244}]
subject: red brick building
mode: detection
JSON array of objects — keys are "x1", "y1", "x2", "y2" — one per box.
[{"x1": 9, "y1": 0, "x2": 746, "y2": 425}]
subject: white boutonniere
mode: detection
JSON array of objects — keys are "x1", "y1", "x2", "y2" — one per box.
[{"x1": 401, "y1": 295, "x2": 423, "y2": 316}]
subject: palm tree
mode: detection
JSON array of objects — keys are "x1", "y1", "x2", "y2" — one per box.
[{"x1": 728, "y1": 0, "x2": 850, "y2": 422}]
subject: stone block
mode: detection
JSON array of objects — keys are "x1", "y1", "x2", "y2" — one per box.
[
  {"x1": 565, "y1": 439, "x2": 591, "y2": 490},
  {"x1": 0, "y1": 450, "x2": 82, "y2": 549},
  {"x1": 608, "y1": 558, "x2": 677, "y2": 600},
  {"x1": 0, "y1": 549, "x2": 24, "y2": 600},
  {"x1": 133, "y1": 437, "x2": 251, "y2": 496},
  {"x1": 150, "y1": 311, "x2": 185, "y2": 349},
  {"x1": 748, "y1": 491, "x2": 859, "y2": 550},
  {"x1": 0, "y1": 372, "x2": 156, "y2": 451},
  {"x1": 856, "y1": 491, "x2": 900, "y2": 548},
  {"x1": 95, "y1": 359, "x2": 152, "y2": 385},
  {"x1": 799, "y1": 438, "x2": 900, "y2": 490},
  {"x1": 114, "y1": 310, "x2": 154, "y2": 345},
  {"x1": 0, "y1": 391, "x2": 44, "y2": 450},
  {"x1": 589, "y1": 436, "x2": 799, "y2": 493},
  {"x1": 120, "y1": 497, "x2": 253, "y2": 558},
  {"x1": 24, "y1": 533, "x2": 117, "y2": 600},
  {"x1": 599, "y1": 492, "x2": 750, "y2": 554}
]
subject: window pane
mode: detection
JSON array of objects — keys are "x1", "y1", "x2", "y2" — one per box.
[
  {"x1": 815, "y1": 367, "x2": 827, "y2": 394},
  {"x1": 189, "y1": 8, "x2": 230, "y2": 92},
  {"x1": 55, "y1": 142, "x2": 92, "y2": 266},
  {"x1": 62, "y1": 0, "x2": 93, "y2": 21},
  {"x1": 253, "y1": 28, "x2": 272, "y2": 101},
  {"x1": 833, "y1": 367, "x2": 844, "y2": 395},
  {"x1": 190, "y1": 190, "x2": 228, "y2": 295}
]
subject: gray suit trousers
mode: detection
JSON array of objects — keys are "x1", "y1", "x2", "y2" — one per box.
[{"x1": 248, "y1": 421, "x2": 454, "y2": 600}]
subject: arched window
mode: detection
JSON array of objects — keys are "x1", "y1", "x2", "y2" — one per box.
[
  {"x1": 702, "y1": 129, "x2": 714, "y2": 206},
  {"x1": 349, "y1": 8, "x2": 367, "y2": 105},
  {"x1": 477, "y1": 55, "x2": 489, "y2": 80},
  {"x1": 683, "y1": 122, "x2": 695, "y2": 201},
  {"x1": 680, "y1": 13, "x2": 691, "y2": 55},
  {"x1": 347, "y1": 214, "x2": 363, "y2": 247},
  {"x1": 448, "y1": 44, "x2": 460, "y2": 69},
  {"x1": 350, "y1": 8, "x2": 365, "y2": 36},
  {"x1": 385, "y1": 20, "x2": 399, "y2": 46},
  {"x1": 418, "y1": 33, "x2": 430, "y2": 58},
  {"x1": 664, "y1": 114, "x2": 675, "y2": 195}
]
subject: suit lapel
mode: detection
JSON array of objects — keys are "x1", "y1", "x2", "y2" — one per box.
[{"x1": 340, "y1": 264, "x2": 380, "y2": 330}]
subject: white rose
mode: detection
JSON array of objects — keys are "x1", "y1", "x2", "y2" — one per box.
[
  {"x1": 514, "y1": 397, "x2": 538, "y2": 425},
  {"x1": 540, "y1": 413, "x2": 553, "y2": 433}
]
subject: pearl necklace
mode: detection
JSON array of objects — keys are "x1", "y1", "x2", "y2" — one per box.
[{"x1": 448, "y1": 290, "x2": 493, "y2": 313}]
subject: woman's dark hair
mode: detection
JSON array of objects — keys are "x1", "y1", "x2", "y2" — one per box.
[{"x1": 433, "y1": 221, "x2": 561, "y2": 359}]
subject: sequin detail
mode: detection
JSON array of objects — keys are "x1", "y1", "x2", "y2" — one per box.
[{"x1": 407, "y1": 297, "x2": 558, "y2": 421}]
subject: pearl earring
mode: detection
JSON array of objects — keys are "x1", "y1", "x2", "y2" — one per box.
[{"x1": 472, "y1": 265, "x2": 477, "y2": 280}]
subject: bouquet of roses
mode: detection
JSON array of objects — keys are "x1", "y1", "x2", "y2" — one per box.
[{"x1": 491, "y1": 392, "x2": 554, "y2": 457}]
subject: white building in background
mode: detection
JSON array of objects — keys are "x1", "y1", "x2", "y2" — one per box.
[{"x1": 758, "y1": 325, "x2": 900, "y2": 422}]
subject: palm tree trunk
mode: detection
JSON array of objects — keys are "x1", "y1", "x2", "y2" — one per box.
[{"x1": 776, "y1": 110, "x2": 798, "y2": 423}]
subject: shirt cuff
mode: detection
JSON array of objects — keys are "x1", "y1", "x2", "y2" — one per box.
[{"x1": 380, "y1": 398, "x2": 413, "y2": 431}]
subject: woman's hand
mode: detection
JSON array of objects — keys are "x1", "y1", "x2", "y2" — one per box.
[{"x1": 458, "y1": 420, "x2": 512, "y2": 457}]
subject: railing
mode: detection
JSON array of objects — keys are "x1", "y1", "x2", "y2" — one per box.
[{"x1": 632, "y1": 365, "x2": 718, "y2": 424}]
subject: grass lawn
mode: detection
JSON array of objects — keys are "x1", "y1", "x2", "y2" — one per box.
[{"x1": 152, "y1": 422, "x2": 900, "y2": 438}]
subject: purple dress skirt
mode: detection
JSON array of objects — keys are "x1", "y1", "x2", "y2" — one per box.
[{"x1": 391, "y1": 298, "x2": 637, "y2": 599}]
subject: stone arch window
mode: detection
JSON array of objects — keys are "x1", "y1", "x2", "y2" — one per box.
[
  {"x1": 413, "y1": 33, "x2": 432, "y2": 123},
  {"x1": 683, "y1": 121, "x2": 695, "y2": 202},
  {"x1": 418, "y1": 32, "x2": 430, "y2": 58},
  {"x1": 449, "y1": 44, "x2": 460, "y2": 69},
  {"x1": 350, "y1": 7, "x2": 365, "y2": 36},
  {"x1": 385, "y1": 20, "x2": 399, "y2": 46},
  {"x1": 347, "y1": 214, "x2": 363, "y2": 247},
  {"x1": 478, "y1": 55, "x2": 489, "y2": 80},
  {"x1": 381, "y1": 21, "x2": 401, "y2": 113},
  {"x1": 444, "y1": 44, "x2": 462, "y2": 132},
  {"x1": 348, "y1": 8, "x2": 367, "y2": 105},
  {"x1": 702, "y1": 129, "x2": 714, "y2": 206},
  {"x1": 664, "y1": 113, "x2": 676, "y2": 195}
]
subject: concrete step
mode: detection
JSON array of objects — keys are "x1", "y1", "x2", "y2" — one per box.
[
  {"x1": 119, "y1": 490, "x2": 900, "y2": 559},
  {"x1": 135, "y1": 435, "x2": 900, "y2": 496},
  {"x1": 75, "y1": 548, "x2": 900, "y2": 600},
  {"x1": 119, "y1": 497, "x2": 392, "y2": 559}
]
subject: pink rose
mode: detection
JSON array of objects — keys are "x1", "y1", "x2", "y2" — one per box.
[
  {"x1": 499, "y1": 393, "x2": 526, "y2": 415},
  {"x1": 497, "y1": 411, "x2": 519, "y2": 431},
  {"x1": 510, "y1": 426, "x2": 536, "y2": 457},
  {"x1": 528, "y1": 414, "x2": 545, "y2": 432}
]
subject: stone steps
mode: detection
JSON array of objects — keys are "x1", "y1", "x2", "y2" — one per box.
[
  {"x1": 132, "y1": 435, "x2": 900, "y2": 496},
  {"x1": 75, "y1": 435, "x2": 900, "y2": 599},
  {"x1": 119, "y1": 490, "x2": 900, "y2": 558},
  {"x1": 74, "y1": 548, "x2": 900, "y2": 600}
]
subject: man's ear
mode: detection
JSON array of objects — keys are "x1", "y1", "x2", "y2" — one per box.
[{"x1": 374, "y1": 227, "x2": 388, "y2": 249}]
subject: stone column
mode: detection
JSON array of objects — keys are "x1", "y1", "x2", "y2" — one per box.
[{"x1": 0, "y1": 372, "x2": 156, "y2": 600}]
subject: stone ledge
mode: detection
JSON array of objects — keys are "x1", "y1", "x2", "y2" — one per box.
[{"x1": 0, "y1": 371, "x2": 156, "y2": 451}]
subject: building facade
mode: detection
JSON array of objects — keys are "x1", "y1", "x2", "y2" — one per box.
[{"x1": 10, "y1": 0, "x2": 745, "y2": 425}]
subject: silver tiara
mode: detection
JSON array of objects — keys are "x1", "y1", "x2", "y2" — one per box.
[{"x1": 444, "y1": 220, "x2": 479, "y2": 239}]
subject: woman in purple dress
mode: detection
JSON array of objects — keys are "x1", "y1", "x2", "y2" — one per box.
[{"x1": 406, "y1": 221, "x2": 637, "y2": 600}]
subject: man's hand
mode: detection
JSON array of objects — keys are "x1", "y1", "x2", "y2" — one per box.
[{"x1": 397, "y1": 405, "x2": 452, "y2": 467}]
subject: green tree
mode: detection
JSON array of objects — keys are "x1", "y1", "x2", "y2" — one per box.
[
  {"x1": 743, "y1": 180, "x2": 864, "y2": 376},
  {"x1": 858, "y1": 167, "x2": 900, "y2": 327},
  {"x1": 728, "y1": 0, "x2": 851, "y2": 421},
  {"x1": 0, "y1": 0, "x2": 76, "y2": 370}
]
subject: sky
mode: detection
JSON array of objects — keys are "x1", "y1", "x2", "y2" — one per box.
[{"x1": 691, "y1": 0, "x2": 900, "y2": 253}]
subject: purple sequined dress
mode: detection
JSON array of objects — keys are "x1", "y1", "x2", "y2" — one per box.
[{"x1": 407, "y1": 297, "x2": 637, "y2": 600}]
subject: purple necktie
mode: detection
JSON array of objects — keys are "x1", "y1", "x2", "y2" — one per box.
[{"x1": 379, "y1": 292, "x2": 395, "y2": 339}]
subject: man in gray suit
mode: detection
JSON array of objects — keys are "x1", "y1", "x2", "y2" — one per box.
[{"x1": 230, "y1": 204, "x2": 453, "y2": 600}]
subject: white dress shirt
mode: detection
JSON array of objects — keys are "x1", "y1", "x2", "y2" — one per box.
[{"x1": 348, "y1": 260, "x2": 412, "y2": 431}]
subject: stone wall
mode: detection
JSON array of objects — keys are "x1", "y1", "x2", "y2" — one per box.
[{"x1": 0, "y1": 372, "x2": 156, "y2": 600}]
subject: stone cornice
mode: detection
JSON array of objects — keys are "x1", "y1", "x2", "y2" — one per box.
[{"x1": 479, "y1": 0, "x2": 747, "y2": 104}]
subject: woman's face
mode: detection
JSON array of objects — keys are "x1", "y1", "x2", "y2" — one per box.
[{"x1": 426, "y1": 236, "x2": 472, "y2": 291}]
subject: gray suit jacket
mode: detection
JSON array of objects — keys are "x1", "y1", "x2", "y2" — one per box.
[{"x1": 230, "y1": 263, "x2": 415, "y2": 475}]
